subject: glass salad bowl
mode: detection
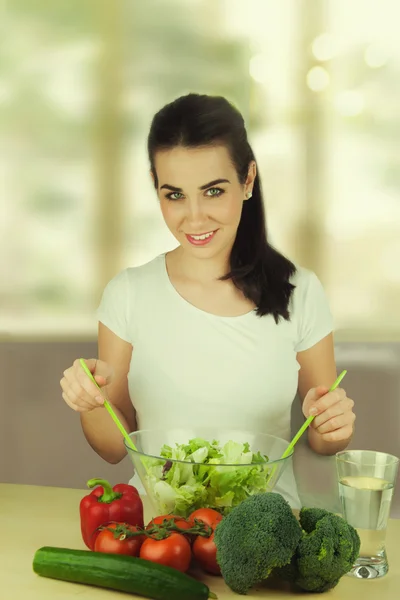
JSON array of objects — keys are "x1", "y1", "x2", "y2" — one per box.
[{"x1": 124, "y1": 427, "x2": 293, "y2": 518}]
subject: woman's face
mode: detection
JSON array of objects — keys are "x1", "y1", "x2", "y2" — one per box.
[{"x1": 153, "y1": 145, "x2": 256, "y2": 262}]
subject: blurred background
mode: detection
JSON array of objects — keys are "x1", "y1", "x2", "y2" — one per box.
[
  {"x1": 1, "y1": 0, "x2": 399, "y2": 511},
  {"x1": 1, "y1": 0, "x2": 400, "y2": 340}
]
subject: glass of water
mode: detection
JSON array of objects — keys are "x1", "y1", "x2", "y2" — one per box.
[{"x1": 336, "y1": 449, "x2": 399, "y2": 579}]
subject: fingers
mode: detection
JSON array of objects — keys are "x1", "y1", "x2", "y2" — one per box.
[
  {"x1": 310, "y1": 388, "x2": 356, "y2": 441},
  {"x1": 314, "y1": 424, "x2": 354, "y2": 443},
  {"x1": 60, "y1": 375, "x2": 102, "y2": 412},
  {"x1": 308, "y1": 388, "x2": 347, "y2": 416},
  {"x1": 312, "y1": 396, "x2": 355, "y2": 428},
  {"x1": 75, "y1": 358, "x2": 114, "y2": 383},
  {"x1": 70, "y1": 359, "x2": 103, "y2": 398},
  {"x1": 94, "y1": 375, "x2": 108, "y2": 387},
  {"x1": 314, "y1": 410, "x2": 356, "y2": 435},
  {"x1": 304, "y1": 386, "x2": 356, "y2": 442},
  {"x1": 61, "y1": 391, "x2": 92, "y2": 413},
  {"x1": 60, "y1": 358, "x2": 110, "y2": 413}
]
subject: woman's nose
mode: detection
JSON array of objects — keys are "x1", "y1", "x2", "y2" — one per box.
[{"x1": 185, "y1": 198, "x2": 207, "y2": 224}]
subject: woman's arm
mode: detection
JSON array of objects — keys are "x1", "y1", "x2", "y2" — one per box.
[
  {"x1": 297, "y1": 333, "x2": 355, "y2": 456},
  {"x1": 80, "y1": 322, "x2": 136, "y2": 464}
]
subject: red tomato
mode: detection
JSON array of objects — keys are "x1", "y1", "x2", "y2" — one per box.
[
  {"x1": 188, "y1": 508, "x2": 223, "y2": 529},
  {"x1": 147, "y1": 514, "x2": 193, "y2": 543},
  {"x1": 192, "y1": 530, "x2": 221, "y2": 575},
  {"x1": 94, "y1": 523, "x2": 144, "y2": 556},
  {"x1": 140, "y1": 532, "x2": 192, "y2": 572},
  {"x1": 147, "y1": 514, "x2": 191, "y2": 532}
]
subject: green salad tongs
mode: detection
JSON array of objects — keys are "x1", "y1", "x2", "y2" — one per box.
[
  {"x1": 79, "y1": 358, "x2": 137, "y2": 451},
  {"x1": 283, "y1": 369, "x2": 348, "y2": 459},
  {"x1": 266, "y1": 369, "x2": 348, "y2": 485}
]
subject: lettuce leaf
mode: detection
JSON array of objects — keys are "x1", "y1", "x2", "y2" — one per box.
[{"x1": 144, "y1": 437, "x2": 271, "y2": 516}]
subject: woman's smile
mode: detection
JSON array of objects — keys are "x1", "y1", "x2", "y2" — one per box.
[{"x1": 185, "y1": 230, "x2": 218, "y2": 245}]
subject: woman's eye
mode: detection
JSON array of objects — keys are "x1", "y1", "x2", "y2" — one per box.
[
  {"x1": 206, "y1": 187, "x2": 224, "y2": 197},
  {"x1": 167, "y1": 192, "x2": 184, "y2": 200}
]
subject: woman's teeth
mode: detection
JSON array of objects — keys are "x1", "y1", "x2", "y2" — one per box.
[
  {"x1": 190, "y1": 232, "x2": 214, "y2": 240},
  {"x1": 185, "y1": 230, "x2": 217, "y2": 246}
]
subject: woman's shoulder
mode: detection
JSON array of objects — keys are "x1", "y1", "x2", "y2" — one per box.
[
  {"x1": 107, "y1": 253, "x2": 166, "y2": 290},
  {"x1": 289, "y1": 264, "x2": 330, "y2": 314},
  {"x1": 96, "y1": 254, "x2": 167, "y2": 339},
  {"x1": 287, "y1": 264, "x2": 333, "y2": 350},
  {"x1": 290, "y1": 264, "x2": 325, "y2": 293},
  {"x1": 290, "y1": 263, "x2": 317, "y2": 285}
]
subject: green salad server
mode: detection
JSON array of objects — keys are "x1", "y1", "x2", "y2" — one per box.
[
  {"x1": 266, "y1": 369, "x2": 348, "y2": 485},
  {"x1": 284, "y1": 369, "x2": 348, "y2": 458},
  {"x1": 79, "y1": 358, "x2": 137, "y2": 452}
]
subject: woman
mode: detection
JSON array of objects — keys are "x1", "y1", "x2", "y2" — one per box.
[{"x1": 60, "y1": 93, "x2": 355, "y2": 507}]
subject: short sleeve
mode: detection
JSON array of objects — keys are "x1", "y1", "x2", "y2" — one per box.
[
  {"x1": 96, "y1": 269, "x2": 132, "y2": 343},
  {"x1": 292, "y1": 268, "x2": 334, "y2": 352}
]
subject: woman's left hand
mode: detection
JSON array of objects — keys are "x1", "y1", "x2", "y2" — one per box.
[{"x1": 302, "y1": 386, "x2": 356, "y2": 442}]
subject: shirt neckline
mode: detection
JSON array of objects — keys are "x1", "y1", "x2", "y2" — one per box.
[{"x1": 158, "y1": 252, "x2": 257, "y2": 321}]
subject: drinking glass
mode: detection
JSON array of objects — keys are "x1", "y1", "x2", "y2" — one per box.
[{"x1": 336, "y1": 449, "x2": 399, "y2": 579}]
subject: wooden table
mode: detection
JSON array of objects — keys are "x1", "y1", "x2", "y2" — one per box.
[{"x1": 1, "y1": 484, "x2": 399, "y2": 599}]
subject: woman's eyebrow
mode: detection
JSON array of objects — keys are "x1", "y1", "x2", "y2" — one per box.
[
  {"x1": 160, "y1": 183, "x2": 183, "y2": 192},
  {"x1": 199, "y1": 178, "x2": 230, "y2": 190},
  {"x1": 160, "y1": 178, "x2": 230, "y2": 192}
]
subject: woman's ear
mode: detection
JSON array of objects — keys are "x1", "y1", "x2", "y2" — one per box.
[{"x1": 244, "y1": 161, "x2": 257, "y2": 198}]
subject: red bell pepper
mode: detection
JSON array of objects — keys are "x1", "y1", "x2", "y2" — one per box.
[{"x1": 80, "y1": 478, "x2": 144, "y2": 550}]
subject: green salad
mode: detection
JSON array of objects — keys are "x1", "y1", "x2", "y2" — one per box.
[{"x1": 143, "y1": 437, "x2": 272, "y2": 516}]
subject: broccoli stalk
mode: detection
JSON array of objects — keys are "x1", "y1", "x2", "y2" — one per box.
[
  {"x1": 213, "y1": 492, "x2": 303, "y2": 595},
  {"x1": 276, "y1": 507, "x2": 361, "y2": 593}
]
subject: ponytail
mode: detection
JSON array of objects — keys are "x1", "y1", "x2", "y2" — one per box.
[{"x1": 221, "y1": 171, "x2": 296, "y2": 322}]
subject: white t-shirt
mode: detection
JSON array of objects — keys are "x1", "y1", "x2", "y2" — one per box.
[{"x1": 97, "y1": 253, "x2": 334, "y2": 508}]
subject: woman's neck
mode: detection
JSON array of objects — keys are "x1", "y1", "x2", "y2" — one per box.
[{"x1": 167, "y1": 245, "x2": 231, "y2": 284}]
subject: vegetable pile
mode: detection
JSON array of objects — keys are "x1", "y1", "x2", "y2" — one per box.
[
  {"x1": 214, "y1": 492, "x2": 361, "y2": 595},
  {"x1": 79, "y1": 477, "x2": 144, "y2": 549},
  {"x1": 92, "y1": 507, "x2": 223, "y2": 575},
  {"x1": 32, "y1": 476, "x2": 361, "y2": 599},
  {"x1": 33, "y1": 477, "x2": 222, "y2": 600},
  {"x1": 77, "y1": 478, "x2": 222, "y2": 575},
  {"x1": 143, "y1": 437, "x2": 271, "y2": 517}
]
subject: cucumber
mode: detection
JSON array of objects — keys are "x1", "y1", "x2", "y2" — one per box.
[{"x1": 33, "y1": 547, "x2": 217, "y2": 600}]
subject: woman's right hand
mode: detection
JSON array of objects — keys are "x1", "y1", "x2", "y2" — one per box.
[{"x1": 60, "y1": 358, "x2": 114, "y2": 412}]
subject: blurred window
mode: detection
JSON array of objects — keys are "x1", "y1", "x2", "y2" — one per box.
[{"x1": 1, "y1": 0, "x2": 399, "y2": 340}]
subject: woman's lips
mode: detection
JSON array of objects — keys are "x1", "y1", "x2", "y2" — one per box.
[{"x1": 185, "y1": 230, "x2": 218, "y2": 246}]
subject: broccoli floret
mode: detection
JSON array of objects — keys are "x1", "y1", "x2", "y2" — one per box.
[
  {"x1": 276, "y1": 507, "x2": 361, "y2": 593},
  {"x1": 299, "y1": 507, "x2": 332, "y2": 533},
  {"x1": 213, "y1": 492, "x2": 303, "y2": 595}
]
